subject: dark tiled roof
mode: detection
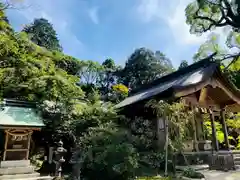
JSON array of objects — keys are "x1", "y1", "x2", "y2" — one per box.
[
  {"x1": 116, "y1": 58, "x2": 218, "y2": 108},
  {"x1": 130, "y1": 57, "x2": 215, "y2": 94}
]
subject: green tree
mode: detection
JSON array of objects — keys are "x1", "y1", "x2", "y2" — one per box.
[
  {"x1": 78, "y1": 60, "x2": 102, "y2": 85},
  {"x1": 98, "y1": 58, "x2": 124, "y2": 100},
  {"x1": 109, "y1": 83, "x2": 128, "y2": 103},
  {"x1": 22, "y1": 18, "x2": 62, "y2": 51},
  {"x1": 193, "y1": 33, "x2": 226, "y2": 62},
  {"x1": 185, "y1": 0, "x2": 240, "y2": 88},
  {"x1": 99, "y1": 58, "x2": 117, "y2": 93},
  {"x1": 225, "y1": 57, "x2": 240, "y2": 88},
  {"x1": 0, "y1": 0, "x2": 26, "y2": 11},
  {"x1": 0, "y1": 33, "x2": 83, "y2": 102},
  {"x1": 155, "y1": 51, "x2": 174, "y2": 72},
  {"x1": 185, "y1": 0, "x2": 240, "y2": 63},
  {"x1": 52, "y1": 51, "x2": 83, "y2": 76},
  {"x1": 185, "y1": 0, "x2": 240, "y2": 34},
  {"x1": 121, "y1": 48, "x2": 173, "y2": 90},
  {"x1": 178, "y1": 60, "x2": 189, "y2": 69}
]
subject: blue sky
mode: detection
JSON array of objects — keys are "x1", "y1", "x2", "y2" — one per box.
[{"x1": 6, "y1": 0, "x2": 215, "y2": 68}]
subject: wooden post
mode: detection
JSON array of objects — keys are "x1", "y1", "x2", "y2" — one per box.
[
  {"x1": 3, "y1": 130, "x2": 9, "y2": 161},
  {"x1": 209, "y1": 110, "x2": 219, "y2": 151},
  {"x1": 196, "y1": 110, "x2": 205, "y2": 141},
  {"x1": 164, "y1": 118, "x2": 169, "y2": 177},
  {"x1": 192, "y1": 107, "x2": 199, "y2": 152},
  {"x1": 220, "y1": 109, "x2": 230, "y2": 150},
  {"x1": 200, "y1": 117, "x2": 205, "y2": 140},
  {"x1": 157, "y1": 118, "x2": 166, "y2": 150},
  {"x1": 26, "y1": 131, "x2": 33, "y2": 160},
  {"x1": 49, "y1": 147, "x2": 54, "y2": 164}
]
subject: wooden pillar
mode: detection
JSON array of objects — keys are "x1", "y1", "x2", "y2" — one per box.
[
  {"x1": 220, "y1": 109, "x2": 230, "y2": 150},
  {"x1": 156, "y1": 117, "x2": 166, "y2": 150},
  {"x1": 26, "y1": 131, "x2": 33, "y2": 160},
  {"x1": 194, "y1": 117, "x2": 199, "y2": 141},
  {"x1": 164, "y1": 118, "x2": 169, "y2": 176},
  {"x1": 196, "y1": 111, "x2": 205, "y2": 140},
  {"x1": 192, "y1": 107, "x2": 199, "y2": 151},
  {"x1": 197, "y1": 108, "x2": 206, "y2": 140},
  {"x1": 3, "y1": 130, "x2": 9, "y2": 161},
  {"x1": 209, "y1": 110, "x2": 219, "y2": 151},
  {"x1": 200, "y1": 117, "x2": 205, "y2": 140}
]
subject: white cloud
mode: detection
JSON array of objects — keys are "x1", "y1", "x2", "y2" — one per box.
[
  {"x1": 88, "y1": 7, "x2": 99, "y2": 24},
  {"x1": 136, "y1": 0, "x2": 162, "y2": 23},
  {"x1": 136, "y1": 0, "x2": 227, "y2": 46},
  {"x1": 166, "y1": 0, "x2": 207, "y2": 45},
  {"x1": 134, "y1": 0, "x2": 234, "y2": 67}
]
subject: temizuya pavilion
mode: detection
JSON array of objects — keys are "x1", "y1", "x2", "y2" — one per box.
[
  {"x1": 0, "y1": 99, "x2": 46, "y2": 180},
  {"x1": 116, "y1": 57, "x2": 240, "y2": 170},
  {"x1": 0, "y1": 99, "x2": 44, "y2": 161}
]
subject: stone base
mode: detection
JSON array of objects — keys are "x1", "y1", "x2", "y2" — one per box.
[
  {"x1": 0, "y1": 160, "x2": 53, "y2": 180},
  {"x1": 0, "y1": 174, "x2": 52, "y2": 180},
  {"x1": 0, "y1": 160, "x2": 30, "y2": 168},
  {"x1": 0, "y1": 166, "x2": 35, "y2": 175},
  {"x1": 176, "y1": 164, "x2": 209, "y2": 171},
  {"x1": 0, "y1": 172, "x2": 40, "y2": 180},
  {"x1": 0, "y1": 160, "x2": 34, "y2": 175},
  {"x1": 209, "y1": 154, "x2": 235, "y2": 171}
]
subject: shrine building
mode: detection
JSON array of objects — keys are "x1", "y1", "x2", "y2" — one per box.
[
  {"x1": 0, "y1": 99, "x2": 47, "y2": 179},
  {"x1": 116, "y1": 57, "x2": 240, "y2": 170}
]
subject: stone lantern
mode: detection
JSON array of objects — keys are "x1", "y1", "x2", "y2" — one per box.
[{"x1": 53, "y1": 140, "x2": 67, "y2": 177}]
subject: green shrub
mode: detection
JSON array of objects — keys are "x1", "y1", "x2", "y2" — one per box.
[
  {"x1": 182, "y1": 168, "x2": 204, "y2": 179},
  {"x1": 74, "y1": 123, "x2": 139, "y2": 180}
]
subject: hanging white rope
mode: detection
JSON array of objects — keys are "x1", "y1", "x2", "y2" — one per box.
[{"x1": 6, "y1": 130, "x2": 33, "y2": 141}]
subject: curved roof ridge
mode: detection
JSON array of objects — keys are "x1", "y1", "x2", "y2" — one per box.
[{"x1": 130, "y1": 56, "x2": 216, "y2": 95}]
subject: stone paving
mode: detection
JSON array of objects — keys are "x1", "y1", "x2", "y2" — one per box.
[{"x1": 200, "y1": 170, "x2": 240, "y2": 180}]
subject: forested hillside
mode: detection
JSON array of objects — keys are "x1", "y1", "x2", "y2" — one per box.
[{"x1": 0, "y1": 4, "x2": 176, "y2": 180}]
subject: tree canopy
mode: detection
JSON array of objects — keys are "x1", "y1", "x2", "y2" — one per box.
[
  {"x1": 120, "y1": 48, "x2": 174, "y2": 90},
  {"x1": 186, "y1": 0, "x2": 240, "y2": 88},
  {"x1": 186, "y1": 0, "x2": 240, "y2": 34},
  {"x1": 0, "y1": 31, "x2": 82, "y2": 102},
  {"x1": 178, "y1": 60, "x2": 189, "y2": 69},
  {"x1": 22, "y1": 18, "x2": 62, "y2": 52}
]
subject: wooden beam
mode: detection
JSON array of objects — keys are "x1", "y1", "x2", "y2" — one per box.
[
  {"x1": 0, "y1": 126, "x2": 42, "y2": 131},
  {"x1": 199, "y1": 87, "x2": 208, "y2": 104},
  {"x1": 3, "y1": 130, "x2": 8, "y2": 161},
  {"x1": 225, "y1": 103, "x2": 240, "y2": 112},
  {"x1": 174, "y1": 79, "x2": 211, "y2": 98},
  {"x1": 26, "y1": 131, "x2": 33, "y2": 160},
  {"x1": 214, "y1": 79, "x2": 240, "y2": 105},
  {"x1": 182, "y1": 95, "x2": 221, "y2": 111}
]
